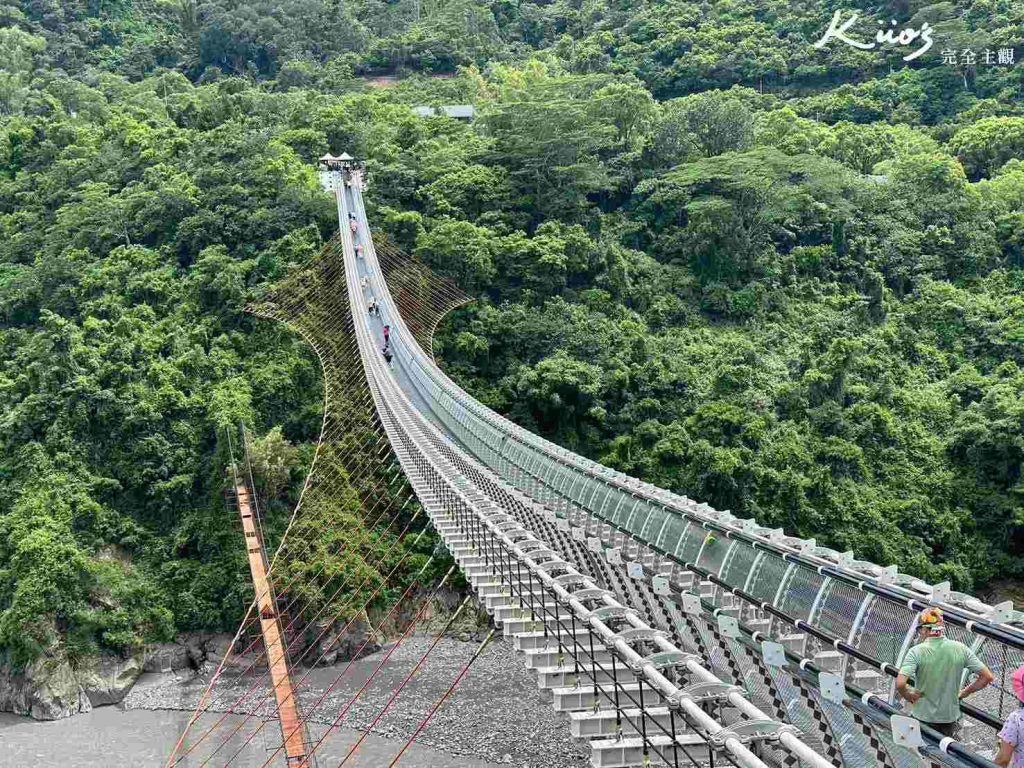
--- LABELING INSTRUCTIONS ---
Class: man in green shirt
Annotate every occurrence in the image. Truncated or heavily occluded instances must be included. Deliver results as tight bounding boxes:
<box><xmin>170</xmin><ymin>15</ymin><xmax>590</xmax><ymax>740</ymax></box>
<box><xmin>896</xmin><ymin>607</ymin><xmax>994</xmax><ymax>737</ymax></box>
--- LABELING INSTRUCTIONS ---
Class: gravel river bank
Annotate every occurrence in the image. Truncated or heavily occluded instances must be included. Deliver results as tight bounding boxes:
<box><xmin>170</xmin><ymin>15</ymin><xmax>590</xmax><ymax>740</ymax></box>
<box><xmin>0</xmin><ymin>635</ymin><xmax>590</xmax><ymax>768</ymax></box>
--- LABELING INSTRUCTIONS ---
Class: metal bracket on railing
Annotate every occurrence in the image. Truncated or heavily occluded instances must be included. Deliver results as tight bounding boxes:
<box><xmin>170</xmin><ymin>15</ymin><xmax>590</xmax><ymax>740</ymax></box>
<box><xmin>543</xmin><ymin>560</ymin><xmax>572</xmax><ymax>574</ymax></box>
<box><xmin>528</xmin><ymin>549</ymin><xmax>559</xmax><ymax>563</ymax></box>
<box><xmin>553</xmin><ymin>573</ymin><xmax>588</xmax><ymax>588</ymax></box>
<box><xmin>709</xmin><ymin>720</ymin><xmax>799</xmax><ymax>747</ymax></box>
<box><xmin>872</xmin><ymin>565</ymin><xmax>898</xmax><ymax>585</ymax></box>
<box><xmin>609</xmin><ymin>628</ymin><xmax>669</xmax><ymax>651</ymax></box>
<box><xmin>587</xmin><ymin>605</ymin><xmax>637</xmax><ymax>627</ymax></box>
<box><xmin>516</xmin><ymin>539</ymin><xmax>547</xmax><ymax>552</ymax></box>
<box><xmin>631</xmin><ymin>650</ymin><xmax>699</xmax><ymax>674</ymax></box>
<box><xmin>571</xmin><ymin>588</ymin><xmax>614</xmax><ymax>603</ymax></box>
<box><xmin>988</xmin><ymin>601</ymin><xmax>1015</xmax><ymax>624</ymax></box>
<box><xmin>669</xmin><ymin>681</ymin><xmax>741</xmax><ymax>708</ymax></box>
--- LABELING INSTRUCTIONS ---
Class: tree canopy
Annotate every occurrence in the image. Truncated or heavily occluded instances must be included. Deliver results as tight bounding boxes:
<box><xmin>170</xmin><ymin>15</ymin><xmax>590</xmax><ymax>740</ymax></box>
<box><xmin>2</xmin><ymin>0</ymin><xmax>1024</xmax><ymax>669</ymax></box>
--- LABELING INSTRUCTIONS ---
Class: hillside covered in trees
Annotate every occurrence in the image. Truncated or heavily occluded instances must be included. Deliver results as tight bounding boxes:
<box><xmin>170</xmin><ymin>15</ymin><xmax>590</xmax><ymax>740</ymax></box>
<box><xmin>1</xmin><ymin>0</ymin><xmax>1023</xmax><ymax>674</ymax></box>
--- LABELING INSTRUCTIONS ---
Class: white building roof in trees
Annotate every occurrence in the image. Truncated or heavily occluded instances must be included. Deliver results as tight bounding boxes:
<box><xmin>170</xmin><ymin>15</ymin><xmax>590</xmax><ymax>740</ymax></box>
<box><xmin>411</xmin><ymin>105</ymin><xmax>475</xmax><ymax>120</ymax></box>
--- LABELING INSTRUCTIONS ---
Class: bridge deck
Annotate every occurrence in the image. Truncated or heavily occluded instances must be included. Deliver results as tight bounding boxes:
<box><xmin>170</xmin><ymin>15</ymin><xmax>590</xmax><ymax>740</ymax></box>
<box><xmin>204</xmin><ymin>163</ymin><xmax>1023</xmax><ymax>768</ymax></box>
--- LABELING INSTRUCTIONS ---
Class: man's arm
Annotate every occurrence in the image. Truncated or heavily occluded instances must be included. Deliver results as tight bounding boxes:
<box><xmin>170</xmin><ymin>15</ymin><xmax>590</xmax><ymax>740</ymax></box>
<box><xmin>959</xmin><ymin>665</ymin><xmax>995</xmax><ymax>700</ymax></box>
<box><xmin>960</xmin><ymin>646</ymin><xmax>994</xmax><ymax>700</ymax></box>
<box><xmin>896</xmin><ymin>672</ymin><xmax>922</xmax><ymax>704</ymax></box>
<box><xmin>897</xmin><ymin>648</ymin><xmax>921</xmax><ymax>704</ymax></box>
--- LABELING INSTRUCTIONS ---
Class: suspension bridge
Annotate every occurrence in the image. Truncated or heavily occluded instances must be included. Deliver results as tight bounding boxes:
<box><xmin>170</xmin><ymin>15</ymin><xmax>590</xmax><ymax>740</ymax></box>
<box><xmin>166</xmin><ymin>154</ymin><xmax>1024</xmax><ymax>768</ymax></box>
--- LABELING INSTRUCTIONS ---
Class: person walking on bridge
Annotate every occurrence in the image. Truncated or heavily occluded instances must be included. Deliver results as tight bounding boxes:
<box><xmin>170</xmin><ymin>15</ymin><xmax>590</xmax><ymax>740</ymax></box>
<box><xmin>383</xmin><ymin>324</ymin><xmax>390</xmax><ymax>345</ymax></box>
<box><xmin>896</xmin><ymin>607</ymin><xmax>994</xmax><ymax>737</ymax></box>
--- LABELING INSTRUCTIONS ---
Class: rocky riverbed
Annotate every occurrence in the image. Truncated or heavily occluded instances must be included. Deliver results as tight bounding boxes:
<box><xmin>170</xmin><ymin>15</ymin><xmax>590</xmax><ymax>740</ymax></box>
<box><xmin>0</xmin><ymin>635</ymin><xmax>590</xmax><ymax>768</ymax></box>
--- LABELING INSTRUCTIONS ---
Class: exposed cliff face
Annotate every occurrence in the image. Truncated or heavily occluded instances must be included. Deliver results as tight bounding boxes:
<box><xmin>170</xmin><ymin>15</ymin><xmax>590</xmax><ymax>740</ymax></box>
<box><xmin>0</xmin><ymin>586</ymin><xmax>490</xmax><ymax>720</ymax></box>
<box><xmin>309</xmin><ymin>586</ymin><xmax>492</xmax><ymax>666</ymax></box>
<box><xmin>0</xmin><ymin>634</ymin><xmax>213</xmax><ymax>720</ymax></box>
<box><xmin>421</xmin><ymin>586</ymin><xmax>492</xmax><ymax>641</ymax></box>
<box><xmin>0</xmin><ymin>654</ymin><xmax>143</xmax><ymax>720</ymax></box>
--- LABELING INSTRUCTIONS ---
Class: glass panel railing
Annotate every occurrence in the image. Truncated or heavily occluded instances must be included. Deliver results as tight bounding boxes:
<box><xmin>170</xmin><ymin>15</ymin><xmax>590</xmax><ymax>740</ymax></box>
<box><xmin>655</xmin><ymin>515</ymin><xmax>687</xmax><ymax>553</ymax></box>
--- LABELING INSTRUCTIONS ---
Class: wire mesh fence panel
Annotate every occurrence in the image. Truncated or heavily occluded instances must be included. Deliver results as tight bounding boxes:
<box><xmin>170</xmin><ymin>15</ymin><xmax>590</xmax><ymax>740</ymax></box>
<box><xmin>583</xmin><ymin>476</ymin><xmax>606</xmax><ymax>511</ymax></box>
<box><xmin>584</xmin><ymin>480</ymin><xmax>612</xmax><ymax>519</ymax></box>
<box><xmin>971</xmin><ymin>638</ymin><xmax>1024</xmax><ymax>726</ymax></box>
<box><xmin>627</xmin><ymin>499</ymin><xmax>660</xmax><ymax>541</ymax></box>
<box><xmin>863</xmin><ymin>713</ymin><xmax>926</xmax><ymax>768</ymax></box>
<box><xmin>767</xmin><ymin>665</ymin><xmax>829</xmax><ymax>754</ymax></box>
<box><xmin>818</xmin><ymin>694</ymin><xmax>876</xmax><ymax>768</ymax></box>
<box><xmin>816</xmin><ymin>581</ymin><xmax>871</xmax><ymax>646</ymax></box>
<box><xmin>748</xmin><ymin>553</ymin><xmax>791</xmax><ymax>603</ymax></box>
<box><xmin>635</xmin><ymin>578</ymin><xmax>675</xmax><ymax>636</ymax></box>
<box><xmin>682</xmin><ymin>612</ymin><xmax>741</xmax><ymax>686</ymax></box>
<box><xmin>614</xmin><ymin>563</ymin><xmax>660</xmax><ymax>627</ymax></box>
<box><xmin>852</xmin><ymin>598</ymin><xmax>917</xmax><ymax>669</ymax></box>
<box><xmin>729</xmin><ymin>639</ymin><xmax>790</xmax><ymax>722</ymax></box>
<box><xmin>599</xmin><ymin>486</ymin><xmax>624</xmax><ymax>519</ymax></box>
<box><xmin>655</xmin><ymin>514</ymin><xmax>689</xmax><ymax>555</ymax></box>
<box><xmin>738</xmin><ymin>658</ymin><xmax>786</xmax><ymax>722</ymax></box>
<box><xmin>959</xmin><ymin>708</ymin><xmax>1004</xmax><ymax>754</ymax></box>
<box><xmin>720</xmin><ymin>542</ymin><xmax>759</xmax><ymax>590</ymax></box>
<box><xmin>778</xmin><ymin>565</ymin><xmax>827</xmax><ymax>624</ymax></box>
<box><xmin>661</xmin><ymin>596</ymin><xmax>704</xmax><ymax>656</ymax></box>
<box><xmin>696</xmin><ymin>532</ymin><xmax>732</xmax><ymax>575</ymax></box>
<box><xmin>756</xmin><ymin>741</ymin><xmax>795</xmax><ymax>768</ymax></box>
<box><xmin>673</xmin><ymin>522</ymin><xmax>707</xmax><ymax>563</ymax></box>
<box><xmin>639</xmin><ymin>506</ymin><xmax>671</xmax><ymax>544</ymax></box>
<box><xmin>606</xmin><ymin>494</ymin><xmax>634</xmax><ymax>528</ymax></box>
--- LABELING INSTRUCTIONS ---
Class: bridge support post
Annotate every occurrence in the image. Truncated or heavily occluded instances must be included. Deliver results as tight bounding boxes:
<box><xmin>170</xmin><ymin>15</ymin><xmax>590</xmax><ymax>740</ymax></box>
<box><xmin>232</xmin><ymin>467</ymin><xmax>310</xmax><ymax>768</ymax></box>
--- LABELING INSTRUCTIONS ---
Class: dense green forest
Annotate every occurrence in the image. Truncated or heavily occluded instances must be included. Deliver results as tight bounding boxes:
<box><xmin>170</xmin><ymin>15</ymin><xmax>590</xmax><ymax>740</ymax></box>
<box><xmin>1</xmin><ymin>0</ymin><xmax>1022</xmax><ymax>669</ymax></box>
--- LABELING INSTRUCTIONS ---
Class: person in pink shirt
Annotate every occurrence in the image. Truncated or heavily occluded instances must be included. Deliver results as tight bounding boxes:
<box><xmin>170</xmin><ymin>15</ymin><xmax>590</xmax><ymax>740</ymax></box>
<box><xmin>996</xmin><ymin>667</ymin><xmax>1024</xmax><ymax>768</ymax></box>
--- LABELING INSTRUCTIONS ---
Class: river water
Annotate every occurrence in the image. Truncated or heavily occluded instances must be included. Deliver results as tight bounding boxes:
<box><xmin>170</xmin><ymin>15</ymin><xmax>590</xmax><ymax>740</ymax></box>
<box><xmin>0</xmin><ymin>707</ymin><xmax>504</xmax><ymax>767</ymax></box>
<box><xmin>0</xmin><ymin>636</ymin><xmax>587</xmax><ymax>768</ymax></box>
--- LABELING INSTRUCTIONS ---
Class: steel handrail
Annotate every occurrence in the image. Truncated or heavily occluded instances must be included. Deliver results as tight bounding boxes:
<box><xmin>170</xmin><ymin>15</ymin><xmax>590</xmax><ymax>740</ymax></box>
<box><xmin>342</xmin><ymin>182</ymin><xmax>834</xmax><ymax>768</ymax></box>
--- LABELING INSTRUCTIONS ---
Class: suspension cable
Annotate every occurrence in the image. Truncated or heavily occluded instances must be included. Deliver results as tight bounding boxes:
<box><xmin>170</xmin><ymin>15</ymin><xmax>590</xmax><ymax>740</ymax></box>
<box><xmin>301</xmin><ymin>566</ymin><xmax>460</xmax><ymax>763</ymax></box>
<box><xmin>247</xmin><ymin>555</ymin><xmax>438</xmax><ymax>768</ymax></box>
<box><xmin>335</xmin><ymin>596</ymin><xmax>474</xmax><ymax>767</ymax></box>
<box><xmin>387</xmin><ymin>628</ymin><xmax>497</xmax><ymax>768</ymax></box>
